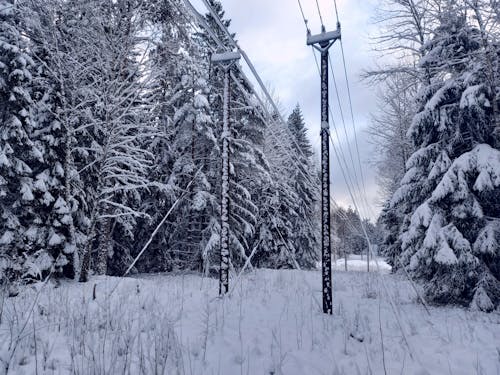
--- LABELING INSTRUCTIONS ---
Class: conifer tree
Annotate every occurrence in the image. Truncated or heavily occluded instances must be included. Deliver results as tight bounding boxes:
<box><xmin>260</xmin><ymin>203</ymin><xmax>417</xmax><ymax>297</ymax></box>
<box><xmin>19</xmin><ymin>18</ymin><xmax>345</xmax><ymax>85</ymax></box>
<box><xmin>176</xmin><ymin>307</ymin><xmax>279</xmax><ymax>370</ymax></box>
<box><xmin>391</xmin><ymin>7</ymin><xmax>500</xmax><ymax>311</ymax></box>
<box><xmin>127</xmin><ymin>0</ymin><xmax>220</xmax><ymax>274</ymax></box>
<box><xmin>0</xmin><ymin>0</ymin><xmax>40</xmax><ymax>282</ymax></box>
<box><xmin>0</xmin><ymin>0</ymin><xmax>79</xmax><ymax>283</ymax></box>
<box><xmin>199</xmin><ymin>0</ymin><xmax>269</xmax><ymax>270</ymax></box>
<box><xmin>287</xmin><ymin>105</ymin><xmax>319</xmax><ymax>267</ymax></box>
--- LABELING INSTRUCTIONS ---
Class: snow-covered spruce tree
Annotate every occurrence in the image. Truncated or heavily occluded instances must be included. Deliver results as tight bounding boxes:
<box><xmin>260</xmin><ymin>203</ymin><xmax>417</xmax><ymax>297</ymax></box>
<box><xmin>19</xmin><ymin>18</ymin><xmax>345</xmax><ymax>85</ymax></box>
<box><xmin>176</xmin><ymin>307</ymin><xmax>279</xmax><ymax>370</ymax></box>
<box><xmin>199</xmin><ymin>2</ymin><xmax>319</xmax><ymax>270</ymax></box>
<box><xmin>0</xmin><ymin>0</ymin><xmax>41</xmax><ymax>283</ymax></box>
<box><xmin>392</xmin><ymin>8</ymin><xmax>500</xmax><ymax>311</ymax></box>
<box><xmin>252</xmin><ymin>115</ymin><xmax>300</xmax><ymax>269</ymax></box>
<box><xmin>199</xmin><ymin>1</ymin><xmax>270</xmax><ymax>271</ymax></box>
<box><xmin>0</xmin><ymin>0</ymin><xmax>75</xmax><ymax>284</ymax></box>
<box><xmin>378</xmin><ymin>202</ymin><xmax>402</xmax><ymax>267</ymax></box>
<box><xmin>248</xmin><ymin>102</ymin><xmax>319</xmax><ymax>269</ymax></box>
<box><xmin>365</xmin><ymin>0</ymin><xmax>436</xmax><ymax>269</ymax></box>
<box><xmin>288</xmin><ymin>104</ymin><xmax>313</xmax><ymax>159</ymax></box>
<box><xmin>466</xmin><ymin>0</ymin><xmax>500</xmax><ymax>145</ymax></box>
<box><xmin>25</xmin><ymin>49</ymin><xmax>76</xmax><ymax>279</ymax></box>
<box><xmin>19</xmin><ymin>0</ymin><xmax>105</xmax><ymax>281</ymax></box>
<box><xmin>286</xmin><ymin>104</ymin><xmax>319</xmax><ymax>267</ymax></box>
<box><xmin>128</xmin><ymin>0</ymin><xmax>221</xmax><ymax>274</ymax></box>
<box><xmin>19</xmin><ymin>0</ymin><xmax>98</xmax><ymax>281</ymax></box>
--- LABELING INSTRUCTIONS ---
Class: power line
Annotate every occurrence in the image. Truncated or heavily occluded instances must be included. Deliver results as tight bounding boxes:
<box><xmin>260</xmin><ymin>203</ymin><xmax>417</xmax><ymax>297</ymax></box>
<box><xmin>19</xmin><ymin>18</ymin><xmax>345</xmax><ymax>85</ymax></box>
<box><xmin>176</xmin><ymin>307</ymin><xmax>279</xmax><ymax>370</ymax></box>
<box><xmin>199</xmin><ymin>1</ymin><xmax>280</xmax><ymax>118</ymax></box>
<box><xmin>327</xmin><ymin>133</ymin><xmax>419</xmax><ymax>359</ymax></box>
<box><xmin>182</xmin><ymin>0</ymin><xmax>226</xmax><ymax>51</ymax></box>
<box><xmin>195</xmin><ymin>1</ymin><xmax>325</xmax><ymax>268</ymax></box>
<box><xmin>330</xmin><ymin>57</ymin><xmax>376</xmax><ymax>222</ymax></box>
<box><xmin>176</xmin><ymin>0</ymin><xmax>325</xmax><ymax>251</ymax></box>
<box><xmin>308</xmin><ymin>0</ymin><xmax>377</xmax><ymax>271</ymax></box>
<box><xmin>315</xmin><ymin>0</ymin><xmax>325</xmax><ymax>28</ymax></box>
<box><xmin>180</xmin><ymin>1</ymin><xmax>423</xmax><ymax>360</ymax></box>
<box><xmin>302</xmin><ymin>0</ymin><xmax>362</xmax><ymax>208</ymax></box>
<box><xmin>302</xmin><ymin>3</ymin><xmax>376</xmax><ymax>259</ymax></box>
<box><xmin>184</xmin><ymin>0</ymin><xmax>371</xmax><ymax>283</ymax></box>
<box><xmin>299</xmin><ymin>0</ymin><xmax>426</xmax><ymax>363</ymax></box>
<box><xmin>332</xmin><ymin>0</ymin><xmax>340</xmax><ymax>24</ymax></box>
<box><xmin>299</xmin><ymin>0</ymin><xmax>370</xmax><ymax>222</ymax></box>
<box><xmin>298</xmin><ymin>4</ymin><xmax>362</xmax><ymax>213</ymax></box>
<box><xmin>338</xmin><ymin>38</ymin><xmax>376</xmax><ymax>219</ymax></box>
<box><xmin>328</xmin><ymin>54</ymin><xmax>365</xmax><ymax>209</ymax></box>
<box><xmin>181</xmin><ymin>0</ymin><xmax>313</xmax><ymax>185</ymax></box>
<box><xmin>174</xmin><ymin>0</ymin><xmax>322</xmax><ymax>263</ymax></box>
<box><xmin>304</xmin><ymin>0</ymin><xmax>374</xmax><ymax>222</ymax></box>
<box><xmin>308</xmin><ymin>0</ymin><xmax>380</xmax><ymax>276</ymax></box>
<box><xmin>196</xmin><ymin>0</ymin><xmax>315</xmax><ymax>167</ymax></box>
<box><xmin>296</xmin><ymin>0</ymin><xmax>310</xmax><ymax>32</ymax></box>
<box><xmin>311</xmin><ymin>42</ymin><xmax>368</xmax><ymax>224</ymax></box>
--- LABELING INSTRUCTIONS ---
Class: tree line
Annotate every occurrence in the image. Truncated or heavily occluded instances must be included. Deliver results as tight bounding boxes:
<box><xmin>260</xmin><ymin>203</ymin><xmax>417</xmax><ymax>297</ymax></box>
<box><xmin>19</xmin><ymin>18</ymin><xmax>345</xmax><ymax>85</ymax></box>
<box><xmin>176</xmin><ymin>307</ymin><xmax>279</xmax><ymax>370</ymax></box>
<box><xmin>0</xmin><ymin>0</ymin><xmax>320</xmax><ymax>287</ymax></box>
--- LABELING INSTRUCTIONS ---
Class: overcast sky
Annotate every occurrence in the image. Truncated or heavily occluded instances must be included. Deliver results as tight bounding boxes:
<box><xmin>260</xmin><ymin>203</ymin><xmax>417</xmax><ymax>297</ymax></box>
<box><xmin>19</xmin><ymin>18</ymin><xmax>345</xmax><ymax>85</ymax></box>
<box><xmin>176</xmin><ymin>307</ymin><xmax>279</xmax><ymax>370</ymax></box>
<box><xmin>192</xmin><ymin>0</ymin><xmax>384</xmax><ymax>221</ymax></box>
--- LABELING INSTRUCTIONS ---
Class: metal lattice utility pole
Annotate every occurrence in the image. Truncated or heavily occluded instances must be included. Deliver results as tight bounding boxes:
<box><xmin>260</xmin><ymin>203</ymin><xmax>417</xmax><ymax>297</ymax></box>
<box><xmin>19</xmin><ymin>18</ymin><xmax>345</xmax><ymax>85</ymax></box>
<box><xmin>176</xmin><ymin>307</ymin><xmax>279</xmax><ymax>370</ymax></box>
<box><xmin>211</xmin><ymin>51</ymin><xmax>241</xmax><ymax>295</ymax></box>
<box><xmin>307</xmin><ymin>25</ymin><xmax>341</xmax><ymax>315</ymax></box>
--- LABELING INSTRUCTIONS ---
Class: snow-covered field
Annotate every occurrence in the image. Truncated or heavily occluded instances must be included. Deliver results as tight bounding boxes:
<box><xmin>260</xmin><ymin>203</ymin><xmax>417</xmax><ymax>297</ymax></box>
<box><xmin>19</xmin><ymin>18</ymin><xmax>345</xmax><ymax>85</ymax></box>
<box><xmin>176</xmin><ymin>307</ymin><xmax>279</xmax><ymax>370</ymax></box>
<box><xmin>332</xmin><ymin>255</ymin><xmax>392</xmax><ymax>274</ymax></box>
<box><xmin>1</xmin><ymin>268</ymin><xmax>499</xmax><ymax>375</ymax></box>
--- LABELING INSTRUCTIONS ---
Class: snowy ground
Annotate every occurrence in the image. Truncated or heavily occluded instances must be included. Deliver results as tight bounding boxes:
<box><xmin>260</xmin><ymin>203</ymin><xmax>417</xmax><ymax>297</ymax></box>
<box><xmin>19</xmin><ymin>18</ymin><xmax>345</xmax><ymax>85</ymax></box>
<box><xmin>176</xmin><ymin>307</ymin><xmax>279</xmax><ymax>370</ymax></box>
<box><xmin>332</xmin><ymin>255</ymin><xmax>392</xmax><ymax>274</ymax></box>
<box><xmin>1</xmin><ymin>268</ymin><xmax>499</xmax><ymax>375</ymax></box>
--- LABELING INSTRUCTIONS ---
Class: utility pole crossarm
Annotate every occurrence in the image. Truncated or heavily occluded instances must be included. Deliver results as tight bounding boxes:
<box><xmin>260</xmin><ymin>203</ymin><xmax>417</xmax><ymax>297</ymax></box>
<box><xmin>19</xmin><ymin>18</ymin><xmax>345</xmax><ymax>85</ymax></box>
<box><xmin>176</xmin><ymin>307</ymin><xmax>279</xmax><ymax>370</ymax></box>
<box><xmin>306</xmin><ymin>28</ymin><xmax>341</xmax><ymax>46</ymax></box>
<box><xmin>211</xmin><ymin>51</ymin><xmax>241</xmax><ymax>63</ymax></box>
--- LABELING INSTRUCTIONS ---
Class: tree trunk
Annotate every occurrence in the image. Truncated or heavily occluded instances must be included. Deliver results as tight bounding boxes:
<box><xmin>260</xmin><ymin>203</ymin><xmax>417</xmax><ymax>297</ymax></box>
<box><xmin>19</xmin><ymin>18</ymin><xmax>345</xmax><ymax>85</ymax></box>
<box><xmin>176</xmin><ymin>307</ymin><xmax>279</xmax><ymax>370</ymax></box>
<box><xmin>79</xmin><ymin>219</ymin><xmax>97</xmax><ymax>282</ymax></box>
<box><xmin>96</xmin><ymin>215</ymin><xmax>112</xmax><ymax>275</ymax></box>
<box><xmin>344</xmin><ymin>248</ymin><xmax>348</xmax><ymax>272</ymax></box>
<box><xmin>64</xmin><ymin>129</ymin><xmax>78</xmax><ymax>280</ymax></box>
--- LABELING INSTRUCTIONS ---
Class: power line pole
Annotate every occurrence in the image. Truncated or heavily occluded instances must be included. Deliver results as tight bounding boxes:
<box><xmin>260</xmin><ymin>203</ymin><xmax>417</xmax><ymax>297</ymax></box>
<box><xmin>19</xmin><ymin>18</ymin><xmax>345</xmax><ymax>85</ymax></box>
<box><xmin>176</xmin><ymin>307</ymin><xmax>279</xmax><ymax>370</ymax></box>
<box><xmin>307</xmin><ymin>25</ymin><xmax>341</xmax><ymax>315</ymax></box>
<box><xmin>211</xmin><ymin>51</ymin><xmax>241</xmax><ymax>295</ymax></box>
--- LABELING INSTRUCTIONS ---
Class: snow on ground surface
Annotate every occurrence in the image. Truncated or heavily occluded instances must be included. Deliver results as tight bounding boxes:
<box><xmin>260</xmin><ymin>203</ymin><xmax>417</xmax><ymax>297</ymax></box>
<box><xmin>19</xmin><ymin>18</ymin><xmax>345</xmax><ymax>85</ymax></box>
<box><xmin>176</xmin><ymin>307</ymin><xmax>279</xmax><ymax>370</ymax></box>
<box><xmin>1</xmin><ymin>268</ymin><xmax>499</xmax><ymax>375</ymax></box>
<box><xmin>332</xmin><ymin>255</ymin><xmax>392</xmax><ymax>274</ymax></box>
